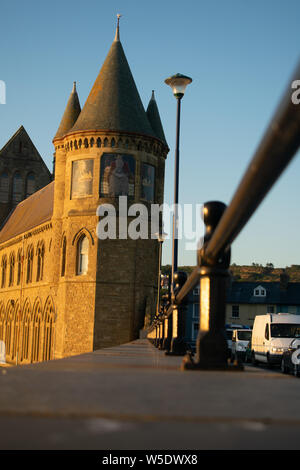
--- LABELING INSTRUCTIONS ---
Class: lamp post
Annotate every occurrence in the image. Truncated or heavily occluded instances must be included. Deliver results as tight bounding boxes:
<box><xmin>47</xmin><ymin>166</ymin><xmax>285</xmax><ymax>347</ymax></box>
<box><xmin>164</xmin><ymin>74</ymin><xmax>192</xmax><ymax>293</ymax></box>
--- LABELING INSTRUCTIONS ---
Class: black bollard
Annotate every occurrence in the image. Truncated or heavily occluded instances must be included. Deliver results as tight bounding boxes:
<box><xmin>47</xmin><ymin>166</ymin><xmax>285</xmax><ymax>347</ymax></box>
<box><xmin>182</xmin><ymin>201</ymin><xmax>243</xmax><ymax>370</ymax></box>
<box><xmin>166</xmin><ymin>271</ymin><xmax>188</xmax><ymax>356</ymax></box>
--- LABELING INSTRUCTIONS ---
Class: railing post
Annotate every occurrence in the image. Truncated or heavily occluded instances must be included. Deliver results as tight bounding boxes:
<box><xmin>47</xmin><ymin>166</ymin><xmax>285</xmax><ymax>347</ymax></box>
<box><xmin>166</xmin><ymin>271</ymin><xmax>188</xmax><ymax>356</ymax></box>
<box><xmin>183</xmin><ymin>201</ymin><xmax>242</xmax><ymax>370</ymax></box>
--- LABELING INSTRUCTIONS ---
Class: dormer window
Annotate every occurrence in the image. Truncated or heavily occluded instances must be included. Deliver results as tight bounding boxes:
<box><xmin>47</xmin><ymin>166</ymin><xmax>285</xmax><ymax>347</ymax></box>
<box><xmin>254</xmin><ymin>285</ymin><xmax>266</xmax><ymax>297</ymax></box>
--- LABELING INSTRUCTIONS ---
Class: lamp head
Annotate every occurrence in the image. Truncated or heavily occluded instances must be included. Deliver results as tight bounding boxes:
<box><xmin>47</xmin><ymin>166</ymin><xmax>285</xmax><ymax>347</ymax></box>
<box><xmin>164</xmin><ymin>73</ymin><xmax>192</xmax><ymax>99</ymax></box>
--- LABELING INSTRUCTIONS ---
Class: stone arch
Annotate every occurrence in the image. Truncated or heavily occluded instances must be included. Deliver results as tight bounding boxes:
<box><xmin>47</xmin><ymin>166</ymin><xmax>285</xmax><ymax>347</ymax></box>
<box><xmin>43</xmin><ymin>296</ymin><xmax>56</xmax><ymax>361</ymax></box>
<box><xmin>0</xmin><ymin>302</ymin><xmax>5</xmax><ymax>341</ymax></box>
<box><xmin>5</xmin><ymin>300</ymin><xmax>15</xmax><ymax>358</ymax></box>
<box><xmin>31</xmin><ymin>298</ymin><xmax>42</xmax><ymax>363</ymax></box>
<box><xmin>21</xmin><ymin>298</ymin><xmax>32</xmax><ymax>362</ymax></box>
<box><xmin>72</xmin><ymin>227</ymin><xmax>94</xmax><ymax>246</ymax></box>
<box><xmin>12</xmin><ymin>300</ymin><xmax>21</xmax><ymax>362</ymax></box>
<box><xmin>1</xmin><ymin>254</ymin><xmax>7</xmax><ymax>288</ymax></box>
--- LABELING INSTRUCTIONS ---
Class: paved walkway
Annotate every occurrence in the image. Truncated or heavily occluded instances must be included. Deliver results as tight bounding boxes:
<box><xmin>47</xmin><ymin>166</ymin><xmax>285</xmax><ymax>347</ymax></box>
<box><xmin>1</xmin><ymin>339</ymin><xmax>300</xmax><ymax>449</ymax></box>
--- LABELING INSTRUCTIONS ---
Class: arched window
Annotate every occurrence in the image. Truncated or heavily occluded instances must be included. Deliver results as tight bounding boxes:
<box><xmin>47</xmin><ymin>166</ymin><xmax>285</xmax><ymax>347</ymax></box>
<box><xmin>16</xmin><ymin>250</ymin><xmax>22</xmax><ymax>285</ymax></box>
<box><xmin>61</xmin><ymin>237</ymin><xmax>67</xmax><ymax>277</ymax></box>
<box><xmin>0</xmin><ymin>172</ymin><xmax>9</xmax><ymax>203</ymax></box>
<box><xmin>90</xmin><ymin>138</ymin><xmax>94</xmax><ymax>148</ymax></box>
<box><xmin>77</xmin><ymin>235</ymin><xmax>89</xmax><ymax>275</ymax></box>
<box><xmin>5</xmin><ymin>304</ymin><xmax>14</xmax><ymax>358</ymax></box>
<box><xmin>1</xmin><ymin>256</ymin><xmax>7</xmax><ymax>288</ymax></box>
<box><xmin>43</xmin><ymin>298</ymin><xmax>55</xmax><ymax>361</ymax></box>
<box><xmin>26</xmin><ymin>246</ymin><xmax>34</xmax><ymax>284</ymax></box>
<box><xmin>31</xmin><ymin>303</ymin><xmax>42</xmax><ymax>362</ymax></box>
<box><xmin>103</xmin><ymin>138</ymin><xmax>108</xmax><ymax>147</ymax></box>
<box><xmin>36</xmin><ymin>242</ymin><xmax>45</xmax><ymax>282</ymax></box>
<box><xmin>111</xmin><ymin>138</ymin><xmax>115</xmax><ymax>148</ymax></box>
<box><xmin>21</xmin><ymin>303</ymin><xmax>31</xmax><ymax>362</ymax></box>
<box><xmin>97</xmin><ymin>138</ymin><xmax>101</xmax><ymax>148</ymax></box>
<box><xmin>25</xmin><ymin>172</ymin><xmax>35</xmax><ymax>198</ymax></box>
<box><xmin>8</xmin><ymin>253</ymin><xmax>15</xmax><ymax>287</ymax></box>
<box><xmin>12</xmin><ymin>305</ymin><xmax>21</xmax><ymax>362</ymax></box>
<box><xmin>84</xmin><ymin>138</ymin><xmax>88</xmax><ymax>148</ymax></box>
<box><xmin>0</xmin><ymin>303</ymin><xmax>5</xmax><ymax>341</ymax></box>
<box><xmin>12</xmin><ymin>172</ymin><xmax>23</xmax><ymax>204</ymax></box>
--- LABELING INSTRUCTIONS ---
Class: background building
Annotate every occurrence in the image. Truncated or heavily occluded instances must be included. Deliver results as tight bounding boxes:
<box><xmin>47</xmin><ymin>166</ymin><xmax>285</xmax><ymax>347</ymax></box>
<box><xmin>0</xmin><ymin>126</ymin><xmax>52</xmax><ymax>227</ymax></box>
<box><xmin>0</xmin><ymin>25</ymin><xmax>168</xmax><ymax>364</ymax></box>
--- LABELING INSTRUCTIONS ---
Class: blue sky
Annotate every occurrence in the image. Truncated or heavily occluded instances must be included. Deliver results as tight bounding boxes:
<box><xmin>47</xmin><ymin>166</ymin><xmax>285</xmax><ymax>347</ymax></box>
<box><xmin>0</xmin><ymin>0</ymin><xmax>299</xmax><ymax>268</ymax></box>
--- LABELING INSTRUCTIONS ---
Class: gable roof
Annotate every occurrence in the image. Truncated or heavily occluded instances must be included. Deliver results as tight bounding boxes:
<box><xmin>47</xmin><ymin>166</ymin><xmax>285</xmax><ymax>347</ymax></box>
<box><xmin>0</xmin><ymin>125</ymin><xmax>51</xmax><ymax>177</ymax></box>
<box><xmin>0</xmin><ymin>182</ymin><xmax>54</xmax><ymax>244</ymax></box>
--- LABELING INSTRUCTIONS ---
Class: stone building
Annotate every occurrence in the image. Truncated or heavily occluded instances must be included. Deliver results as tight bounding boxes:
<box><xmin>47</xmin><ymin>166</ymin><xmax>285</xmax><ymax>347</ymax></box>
<box><xmin>0</xmin><ymin>24</ymin><xmax>169</xmax><ymax>364</ymax></box>
<box><xmin>0</xmin><ymin>126</ymin><xmax>52</xmax><ymax>227</ymax></box>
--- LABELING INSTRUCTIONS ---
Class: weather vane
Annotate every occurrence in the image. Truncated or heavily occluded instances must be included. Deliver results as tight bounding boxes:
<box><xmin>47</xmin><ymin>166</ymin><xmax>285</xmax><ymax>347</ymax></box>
<box><xmin>117</xmin><ymin>13</ymin><xmax>122</xmax><ymax>28</ymax></box>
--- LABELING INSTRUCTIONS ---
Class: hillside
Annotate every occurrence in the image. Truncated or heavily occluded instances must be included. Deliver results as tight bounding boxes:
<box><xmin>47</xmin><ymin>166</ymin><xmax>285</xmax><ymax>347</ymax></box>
<box><xmin>161</xmin><ymin>264</ymin><xmax>300</xmax><ymax>282</ymax></box>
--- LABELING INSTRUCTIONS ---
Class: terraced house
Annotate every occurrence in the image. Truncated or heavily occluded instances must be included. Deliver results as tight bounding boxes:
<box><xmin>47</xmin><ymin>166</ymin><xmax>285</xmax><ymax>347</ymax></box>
<box><xmin>0</xmin><ymin>24</ymin><xmax>168</xmax><ymax>364</ymax></box>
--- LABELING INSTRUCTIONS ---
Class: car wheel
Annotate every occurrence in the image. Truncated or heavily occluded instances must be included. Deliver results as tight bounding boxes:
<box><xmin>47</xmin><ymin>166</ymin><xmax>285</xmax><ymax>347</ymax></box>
<box><xmin>281</xmin><ymin>358</ymin><xmax>288</xmax><ymax>374</ymax></box>
<box><xmin>293</xmin><ymin>364</ymin><xmax>300</xmax><ymax>378</ymax></box>
<box><xmin>267</xmin><ymin>353</ymin><xmax>273</xmax><ymax>369</ymax></box>
<box><xmin>251</xmin><ymin>351</ymin><xmax>258</xmax><ymax>366</ymax></box>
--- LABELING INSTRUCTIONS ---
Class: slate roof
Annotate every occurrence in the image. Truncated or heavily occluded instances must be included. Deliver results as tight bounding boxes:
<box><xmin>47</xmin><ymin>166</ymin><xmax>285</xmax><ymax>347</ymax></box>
<box><xmin>146</xmin><ymin>91</ymin><xmax>167</xmax><ymax>145</ymax></box>
<box><xmin>227</xmin><ymin>281</ymin><xmax>300</xmax><ymax>306</ymax></box>
<box><xmin>0</xmin><ymin>182</ymin><xmax>54</xmax><ymax>244</ymax></box>
<box><xmin>54</xmin><ymin>83</ymin><xmax>81</xmax><ymax>140</ymax></box>
<box><xmin>68</xmin><ymin>31</ymin><xmax>159</xmax><ymax>141</ymax></box>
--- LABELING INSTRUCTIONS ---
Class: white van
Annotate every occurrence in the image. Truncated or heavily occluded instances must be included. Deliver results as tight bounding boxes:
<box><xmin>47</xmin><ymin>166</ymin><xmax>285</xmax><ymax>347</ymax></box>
<box><xmin>251</xmin><ymin>313</ymin><xmax>300</xmax><ymax>366</ymax></box>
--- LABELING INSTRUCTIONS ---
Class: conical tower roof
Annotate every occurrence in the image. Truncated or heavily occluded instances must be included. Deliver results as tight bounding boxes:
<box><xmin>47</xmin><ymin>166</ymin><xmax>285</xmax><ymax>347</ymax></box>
<box><xmin>146</xmin><ymin>90</ymin><xmax>167</xmax><ymax>145</ymax></box>
<box><xmin>54</xmin><ymin>82</ymin><xmax>81</xmax><ymax>140</ymax></box>
<box><xmin>69</xmin><ymin>27</ymin><xmax>156</xmax><ymax>139</ymax></box>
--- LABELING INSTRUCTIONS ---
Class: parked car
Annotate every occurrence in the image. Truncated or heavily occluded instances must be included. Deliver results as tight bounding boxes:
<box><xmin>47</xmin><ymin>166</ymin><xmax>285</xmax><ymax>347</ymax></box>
<box><xmin>231</xmin><ymin>329</ymin><xmax>252</xmax><ymax>362</ymax></box>
<box><xmin>281</xmin><ymin>338</ymin><xmax>300</xmax><ymax>377</ymax></box>
<box><xmin>251</xmin><ymin>313</ymin><xmax>300</xmax><ymax>367</ymax></box>
<box><xmin>225</xmin><ymin>323</ymin><xmax>250</xmax><ymax>358</ymax></box>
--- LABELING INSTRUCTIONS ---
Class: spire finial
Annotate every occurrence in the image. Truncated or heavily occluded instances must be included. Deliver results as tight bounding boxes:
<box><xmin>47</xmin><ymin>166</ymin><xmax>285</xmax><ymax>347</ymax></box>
<box><xmin>72</xmin><ymin>81</ymin><xmax>76</xmax><ymax>93</ymax></box>
<box><xmin>115</xmin><ymin>14</ymin><xmax>122</xmax><ymax>41</ymax></box>
<box><xmin>151</xmin><ymin>90</ymin><xmax>155</xmax><ymax>100</ymax></box>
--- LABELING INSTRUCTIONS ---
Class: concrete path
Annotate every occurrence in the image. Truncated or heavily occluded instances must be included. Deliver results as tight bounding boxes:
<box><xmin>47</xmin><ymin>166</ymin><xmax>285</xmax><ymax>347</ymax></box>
<box><xmin>0</xmin><ymin>339</ymin><xmax>300</xmax><ymax>450</ymax></box>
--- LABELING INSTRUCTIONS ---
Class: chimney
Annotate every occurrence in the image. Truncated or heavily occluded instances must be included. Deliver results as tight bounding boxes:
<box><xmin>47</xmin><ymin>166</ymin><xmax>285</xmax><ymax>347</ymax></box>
<box><xmin>280</xmin><ymin>271</ymin><xmax>290</xmax><ymax>290</ymax></box>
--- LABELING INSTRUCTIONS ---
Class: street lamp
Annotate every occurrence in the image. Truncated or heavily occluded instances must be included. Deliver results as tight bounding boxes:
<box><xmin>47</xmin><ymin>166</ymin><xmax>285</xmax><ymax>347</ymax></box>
<box><xmin>164</xmin><ymin>73</ymin><xmax>192</xmax><ymax>292</ymax></box>
<box><xmin>154</xmin><ymin>231</ymin><xmax>168</xmax><ymax>319</ymax></box>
